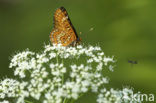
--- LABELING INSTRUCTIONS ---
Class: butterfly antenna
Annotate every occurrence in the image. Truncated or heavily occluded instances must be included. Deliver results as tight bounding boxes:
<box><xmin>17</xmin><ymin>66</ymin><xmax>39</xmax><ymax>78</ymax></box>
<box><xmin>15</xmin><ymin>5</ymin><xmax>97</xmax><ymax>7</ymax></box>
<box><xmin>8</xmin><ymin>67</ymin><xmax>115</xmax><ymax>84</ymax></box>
<box><xmin>79</xmin><ymin>27</ymin><xmax>94</xmax><ymax>35</ymax></box>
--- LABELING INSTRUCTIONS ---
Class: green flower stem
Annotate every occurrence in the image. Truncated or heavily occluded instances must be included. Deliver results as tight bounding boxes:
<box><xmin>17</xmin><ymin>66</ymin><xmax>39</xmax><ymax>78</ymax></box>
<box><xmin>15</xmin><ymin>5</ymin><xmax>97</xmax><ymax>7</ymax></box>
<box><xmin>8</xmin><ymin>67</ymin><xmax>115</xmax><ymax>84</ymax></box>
<box><xmin>25</xmin><ymin>100</ymin><xmax>33</xmax><ymax>103</ymax></box>
<box><xmin>56</xmin><ymin>53</ymin><xmax>59</xmax><ymax>64</ymax></box>
<box><xmin>70</xmin><ymin>99</ymin><xmax>75</xmax><ymax>103</ymax></box>
<box><xmin>62</xmin><ymin>74</ymin><xmax>64</xmax><ymax>84</ymax></box>
<box><xmin>63</xmin><ymin>98</ymin><xmax>67</xmax><ymax>103</ymax></box>
<box><xmin>62</xmin><ymin>59</ymin><xmax>64</xmax><ymax>84</ymax></box>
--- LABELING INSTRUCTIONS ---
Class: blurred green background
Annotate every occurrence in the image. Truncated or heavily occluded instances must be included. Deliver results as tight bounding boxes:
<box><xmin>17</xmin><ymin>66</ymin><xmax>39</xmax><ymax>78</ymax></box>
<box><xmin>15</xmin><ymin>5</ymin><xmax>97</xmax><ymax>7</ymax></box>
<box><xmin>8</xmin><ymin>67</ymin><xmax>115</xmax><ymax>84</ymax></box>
<box><xmin>0</xmin><ymin>0</ymin><xmax>156</xmax><ymax>102</ymax></box>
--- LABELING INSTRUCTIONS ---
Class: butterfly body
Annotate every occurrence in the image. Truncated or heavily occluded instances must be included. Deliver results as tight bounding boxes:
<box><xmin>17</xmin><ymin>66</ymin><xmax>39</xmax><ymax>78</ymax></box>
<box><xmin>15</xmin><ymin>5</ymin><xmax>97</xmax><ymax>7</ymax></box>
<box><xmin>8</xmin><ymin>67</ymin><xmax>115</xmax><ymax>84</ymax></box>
<box><xmin>50</xmin><ymin>7</ymin><xmax>81</xmax><ymax>46</ymax></box>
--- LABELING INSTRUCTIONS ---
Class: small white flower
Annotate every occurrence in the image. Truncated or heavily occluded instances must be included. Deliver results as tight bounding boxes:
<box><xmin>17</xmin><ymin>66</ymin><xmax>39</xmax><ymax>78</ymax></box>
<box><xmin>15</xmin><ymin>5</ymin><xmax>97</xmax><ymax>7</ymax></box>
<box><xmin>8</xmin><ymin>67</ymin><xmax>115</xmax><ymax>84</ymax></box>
<box><xmin>71</xmin><ymin>65</ymin><xmax>77</xmax><ymax>70</ymax></box>
<box><xmin>87</xmin><ymin>58</ymin><xmax>93</xmax><ymax>63</ymax></box>
<box><xmin>0</xmin><ymin>100</ymin><xmax>9</xmax><ymax>103</ymax></box>
<box><xmin>103</xmin><ymin>56</ymin><xmax>114</xmax><ymax>65</ymax></box>
<box><xmin>49</xmin><ymin>52</ymin><xmax>56</xmax><ymax>58</ymax></box>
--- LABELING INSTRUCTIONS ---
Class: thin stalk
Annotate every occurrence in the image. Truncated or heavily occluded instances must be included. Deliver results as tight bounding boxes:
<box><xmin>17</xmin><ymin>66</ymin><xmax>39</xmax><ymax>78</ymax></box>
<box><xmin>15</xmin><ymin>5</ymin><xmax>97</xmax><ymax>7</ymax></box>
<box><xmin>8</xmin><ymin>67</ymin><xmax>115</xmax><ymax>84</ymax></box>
<box><xmin>62</xmin><ymin>59</ymin><xmax>64</xmax><ymax>84</ymax></box>
<box><xmin>56</xmin><ymin>53</ymin><xmax>59</xmax><ymax>64</ymax></box>
<box><xmin>63</xmin><ymin>98</ymin><xmax>67</xmax><ymax>103</ymax></box>
<box><xmin>24</xmin><ymin>100</ymin><xmax>33</xmax><ymax>103</ymax></box>
<box><xmin>70</xmin><ymin>99</ymin><xmax>75</xmax><ymax>103</ymax></box>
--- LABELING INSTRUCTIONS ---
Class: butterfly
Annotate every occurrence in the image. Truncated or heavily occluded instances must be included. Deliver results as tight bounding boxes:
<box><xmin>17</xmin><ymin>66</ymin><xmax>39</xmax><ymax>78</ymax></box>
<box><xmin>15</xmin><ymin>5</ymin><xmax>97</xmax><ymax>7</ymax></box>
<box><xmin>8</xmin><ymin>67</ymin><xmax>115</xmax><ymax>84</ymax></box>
<box><xmin>50</xmin><ymin>7</ymin><xmax>81</xmax><ymax>47</ymax></box>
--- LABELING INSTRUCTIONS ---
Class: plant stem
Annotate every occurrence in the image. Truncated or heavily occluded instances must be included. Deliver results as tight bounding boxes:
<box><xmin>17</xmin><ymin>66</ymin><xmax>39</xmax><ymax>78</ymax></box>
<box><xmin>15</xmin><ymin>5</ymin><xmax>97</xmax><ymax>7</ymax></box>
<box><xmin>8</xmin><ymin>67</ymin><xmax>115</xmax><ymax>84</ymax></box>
<box><xmin>62</xmin><ymin>60</ymin><xmax>64</xmax><ymax>84</ymax></box>
<box><xmin>25</xmin><ymin>100</ymin><xmax>33</xmax><ymax>103</ymax></box>
<box><xmin>62</xmin><ymin>74</ymin><xmax>64</xmax><ymax>84</ymax></box>
<box><xmin>70</xmin><ymin>99</ymin><xmax>75</xmax><ymax>103</ymax></box>
<box><xmin>56</xmin><ymin>53</ymin><xmax>59</xmax><ymax>64</ymax></box>
<box><xmin>63</xmin><ymin>98</ymin><xmax>67</xmax><ymax>103</ymax></box>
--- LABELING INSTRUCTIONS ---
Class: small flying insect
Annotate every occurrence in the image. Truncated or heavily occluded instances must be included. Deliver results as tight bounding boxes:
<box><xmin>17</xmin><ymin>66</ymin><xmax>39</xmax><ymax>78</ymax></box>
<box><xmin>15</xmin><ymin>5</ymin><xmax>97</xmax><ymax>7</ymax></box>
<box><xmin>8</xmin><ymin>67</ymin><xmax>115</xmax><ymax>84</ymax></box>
<box><xmin>128</xmin><ymin>60</ymin><xmax>138</xmax><ymax>64</ymax></box>
<box><xmin>128</xmin><ymin>60</ymin><xmax>138</xmax><ymax>67</ymax></box>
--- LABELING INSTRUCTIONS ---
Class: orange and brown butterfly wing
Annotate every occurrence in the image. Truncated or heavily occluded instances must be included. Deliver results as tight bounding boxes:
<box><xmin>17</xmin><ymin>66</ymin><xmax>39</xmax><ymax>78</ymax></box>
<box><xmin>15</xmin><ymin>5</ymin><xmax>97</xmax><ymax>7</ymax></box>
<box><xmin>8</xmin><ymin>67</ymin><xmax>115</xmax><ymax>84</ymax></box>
<box><xmin>50</xmin><ymin>7</ymin><xmax>81</xmax><ymax>46</ymax></box>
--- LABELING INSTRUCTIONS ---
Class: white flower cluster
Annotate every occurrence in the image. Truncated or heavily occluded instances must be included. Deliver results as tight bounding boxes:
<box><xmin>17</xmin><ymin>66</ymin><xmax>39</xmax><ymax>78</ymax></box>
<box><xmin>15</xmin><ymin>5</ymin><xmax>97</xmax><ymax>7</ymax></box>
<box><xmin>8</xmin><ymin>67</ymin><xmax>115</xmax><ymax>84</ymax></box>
<box><xmin>0</xmin><ymin>79</ymin><xmax>19</xmax><ymax>99</ymax></box>
<box><xmin>97</xmin><ymin>88</ymin><xmax>141</xmax><ymax>103</ymax></box>
<box><xmin>0</xmin><ymin>44</ymin><xmax>140</xmax><ymax>103</ymax></box>
<box><xmin>0</xmin><ymin>79</ymin><xmax>28</xmax><ymax>103</ymax></box>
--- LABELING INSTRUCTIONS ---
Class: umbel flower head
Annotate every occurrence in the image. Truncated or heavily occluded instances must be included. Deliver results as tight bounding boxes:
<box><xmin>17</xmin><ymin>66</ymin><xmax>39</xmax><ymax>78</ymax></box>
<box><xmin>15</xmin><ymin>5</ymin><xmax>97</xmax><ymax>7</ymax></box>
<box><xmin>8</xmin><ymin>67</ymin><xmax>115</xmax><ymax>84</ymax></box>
<box><xmin>0</xmin><ymin>44</ymin><xmax>140</xmax><ymax>103</ymax></box>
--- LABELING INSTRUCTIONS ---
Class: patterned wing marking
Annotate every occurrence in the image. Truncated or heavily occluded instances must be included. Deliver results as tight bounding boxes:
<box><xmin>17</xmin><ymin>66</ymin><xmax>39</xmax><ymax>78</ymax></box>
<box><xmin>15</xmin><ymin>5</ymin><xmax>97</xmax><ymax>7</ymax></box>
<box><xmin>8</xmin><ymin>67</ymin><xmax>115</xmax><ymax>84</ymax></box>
<box><xmin>50</xmin><ymin>7</ymin><xmax>81</xmax><ymax>46</ymax></box>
